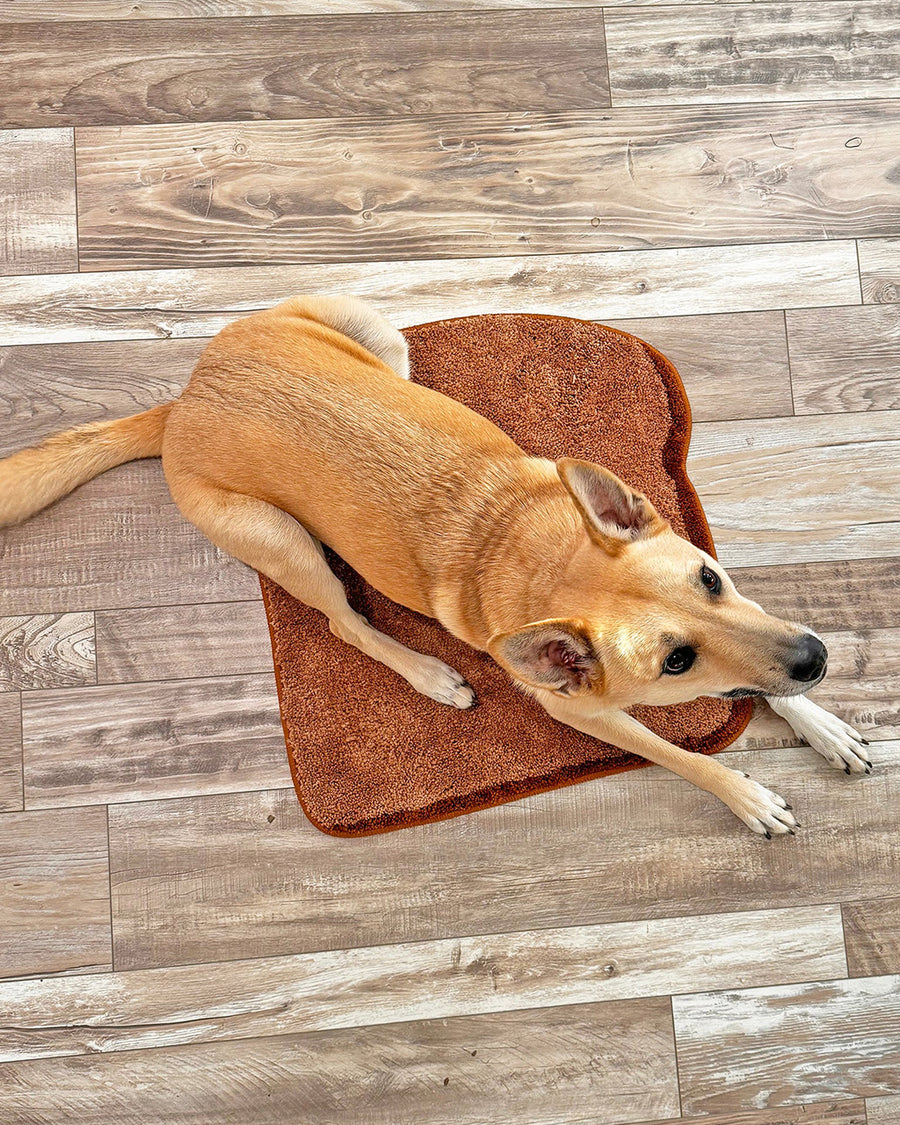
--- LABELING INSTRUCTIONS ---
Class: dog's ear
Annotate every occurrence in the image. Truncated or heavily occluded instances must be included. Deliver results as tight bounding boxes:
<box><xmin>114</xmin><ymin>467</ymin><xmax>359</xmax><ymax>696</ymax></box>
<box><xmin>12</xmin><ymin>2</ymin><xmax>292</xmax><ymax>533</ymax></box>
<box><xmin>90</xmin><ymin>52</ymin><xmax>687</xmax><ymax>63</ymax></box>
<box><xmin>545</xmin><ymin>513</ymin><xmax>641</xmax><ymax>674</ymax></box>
<box><xmin>488</xmin><ymin>618</ymin><xmax>600</xmax><ymax>695</ymax></box>
<box><xmin>557</xmin><ymin>457</ymin><xmax>667</xmax><ymax>550</ymax></box>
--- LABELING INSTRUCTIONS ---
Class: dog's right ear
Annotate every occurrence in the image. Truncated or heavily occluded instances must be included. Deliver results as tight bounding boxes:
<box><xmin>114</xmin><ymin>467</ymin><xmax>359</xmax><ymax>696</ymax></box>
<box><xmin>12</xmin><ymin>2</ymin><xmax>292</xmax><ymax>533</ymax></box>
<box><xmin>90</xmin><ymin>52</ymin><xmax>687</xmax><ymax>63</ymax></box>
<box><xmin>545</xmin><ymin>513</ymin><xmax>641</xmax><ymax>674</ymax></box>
<box><xmin>557</xmin><ymin>457</ymin><xmax>667</xmax><ymax>551</ymax></box>
<box><xmin>488</xmin><ymin>618</ymin><xmax>600</xmax><ymax>695</ymax></box>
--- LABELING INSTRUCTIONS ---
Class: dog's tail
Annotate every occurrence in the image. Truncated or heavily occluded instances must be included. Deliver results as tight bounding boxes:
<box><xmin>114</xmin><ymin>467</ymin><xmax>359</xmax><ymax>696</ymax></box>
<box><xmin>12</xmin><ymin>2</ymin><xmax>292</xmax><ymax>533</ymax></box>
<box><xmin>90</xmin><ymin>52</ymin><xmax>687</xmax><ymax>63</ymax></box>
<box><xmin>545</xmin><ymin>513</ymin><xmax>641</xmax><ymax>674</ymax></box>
<box><xmin>0</xmin><ymin>402</ymin><xmax>173</xmax><ymax>528</ymax></box>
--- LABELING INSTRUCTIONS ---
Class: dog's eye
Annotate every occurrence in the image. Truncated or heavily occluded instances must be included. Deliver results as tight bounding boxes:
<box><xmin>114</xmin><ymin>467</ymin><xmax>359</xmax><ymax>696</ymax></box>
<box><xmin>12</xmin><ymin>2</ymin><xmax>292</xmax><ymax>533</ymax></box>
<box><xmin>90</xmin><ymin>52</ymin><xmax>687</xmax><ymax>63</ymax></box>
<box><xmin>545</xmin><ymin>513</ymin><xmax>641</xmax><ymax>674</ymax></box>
<box><xmin>700</xmin><ymin>565</ymin><xmax>722</xmax><ymax>594</ymax></box>
<box><xmin>663</xmin><ymin>646</ymin><xmax>696</xmax><ymax>675</ymax></box>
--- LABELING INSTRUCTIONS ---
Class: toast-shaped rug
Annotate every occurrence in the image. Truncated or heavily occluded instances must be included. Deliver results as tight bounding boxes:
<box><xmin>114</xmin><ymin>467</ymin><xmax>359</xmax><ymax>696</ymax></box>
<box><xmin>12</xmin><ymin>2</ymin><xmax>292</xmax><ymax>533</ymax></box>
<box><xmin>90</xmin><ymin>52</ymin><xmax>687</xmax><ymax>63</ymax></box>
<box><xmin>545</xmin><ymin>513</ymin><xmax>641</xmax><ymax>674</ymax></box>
<box><xmin>260</xmin><ymin>313</ymin><xmax>752</xmax><ymax>836</ymax></box>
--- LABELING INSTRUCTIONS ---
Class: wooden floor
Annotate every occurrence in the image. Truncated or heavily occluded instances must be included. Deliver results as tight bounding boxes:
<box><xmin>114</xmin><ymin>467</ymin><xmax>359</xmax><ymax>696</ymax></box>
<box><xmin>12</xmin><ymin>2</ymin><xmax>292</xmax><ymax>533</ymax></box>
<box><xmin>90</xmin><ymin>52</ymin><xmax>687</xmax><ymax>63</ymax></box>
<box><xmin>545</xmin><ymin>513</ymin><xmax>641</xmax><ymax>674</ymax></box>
<box><xmin>1</xmin><ymin>3</ymin><xmax>899</xmax><ymax>1122</ymax></box>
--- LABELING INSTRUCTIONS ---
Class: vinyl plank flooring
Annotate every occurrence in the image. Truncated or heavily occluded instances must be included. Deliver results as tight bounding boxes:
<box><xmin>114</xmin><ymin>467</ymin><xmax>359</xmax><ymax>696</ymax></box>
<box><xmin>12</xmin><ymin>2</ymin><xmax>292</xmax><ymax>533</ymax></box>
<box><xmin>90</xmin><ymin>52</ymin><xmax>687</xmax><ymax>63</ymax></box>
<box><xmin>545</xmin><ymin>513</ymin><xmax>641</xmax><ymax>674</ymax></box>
<box><xmin>0</xmin><ymin>694</ymin><xmax>23</xmax><ymax>811</ymax></box>
<box><xmin>0</xmin><ymin>241</ymin><xmax>862</xmax><ymax>347</ymax></box>
<box><xmin>843</xmin><ymin>897</ymin><xmax>900</xmax><ymax>977</ymax></box>
<box><xmin>0</xmin><ymin>614</ymin><xmax>95</xmax><ymax>692</ymax></box>
<box><xmin>867</xmin><ymin>1095</ymin><xmax>900</xmax><ymax>1125</ymax></box>
<box><xmin>787</xmin><ymin>304</ymin><xmax>900</xmax><ymax>414</ymax></box>
<box><xmin>673</xmin><ymin>975</ymin><xmax>900</xmax><ymax>1113</ymax></box>
<box><xmin>0</xmin><ymin>806</ymin><xmax>110</xmax><ymax>980</ymax></box>
<box><xmin>0</xmin><ymin>10</ymin><xmax>609</xmax><ymax>129</ymax></box>
<box><xmin>605</xmin><ymin>2</ymin><xmax>900</xmax><ymax>106</ymax></box>
<box><xmin>109</xmin><ymin>742</ymin><xmax>900</xmax><ymax>970</ymax></box>
<box><xmin>0</xmin><ymin>998</ymin><xmax>678</xmax><ymax>1125</ymax></box>
<box><xmin>859</xmin><ymin>237</ymin><xmax>900</xmax><ymax>304</ymax></box>
<box><xmin>23</xmin><ymin>672</ymin><xmax>287</xmax><ymax>809</ymax></box>
<box><xmin>75</xmin><ymin>101</ymin><xmax>900</xmax><ymax>270</ymax></box>
<box><xmin>687</xmin><ymin>410</ymin><xmax>900</xmax><ymax>566</ymax></box>
<box><xmin>0</xmin><ymin>129</ymin><xmax>77</xmax><ymax>277</ymax></box>
<box><xmin>629</xmin><ymin>1104</ymin><xmax>866</xmax><ymax>1125</ymax></box>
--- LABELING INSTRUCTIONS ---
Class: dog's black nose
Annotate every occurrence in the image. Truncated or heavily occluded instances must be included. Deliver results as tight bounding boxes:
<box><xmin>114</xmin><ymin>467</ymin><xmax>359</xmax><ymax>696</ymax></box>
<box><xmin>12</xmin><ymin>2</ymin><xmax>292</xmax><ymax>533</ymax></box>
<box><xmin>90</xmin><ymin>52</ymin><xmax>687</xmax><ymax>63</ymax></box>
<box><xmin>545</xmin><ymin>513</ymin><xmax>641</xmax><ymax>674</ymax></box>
<box><xmin>788</xmin><ymin>633</ymin><xmax>828</xmax><ymax>683</ymax></box>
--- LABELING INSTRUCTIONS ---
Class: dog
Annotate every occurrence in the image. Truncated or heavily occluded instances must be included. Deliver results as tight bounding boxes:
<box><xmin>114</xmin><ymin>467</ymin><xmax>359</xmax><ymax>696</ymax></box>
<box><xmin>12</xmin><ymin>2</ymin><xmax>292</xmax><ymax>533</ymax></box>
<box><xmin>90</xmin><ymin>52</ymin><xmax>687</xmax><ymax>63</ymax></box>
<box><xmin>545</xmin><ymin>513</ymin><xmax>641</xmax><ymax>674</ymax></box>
<box><xmin>0</xmin><ymin>295</ymin><xmax>871</xmax><ymax>835</ymax></box>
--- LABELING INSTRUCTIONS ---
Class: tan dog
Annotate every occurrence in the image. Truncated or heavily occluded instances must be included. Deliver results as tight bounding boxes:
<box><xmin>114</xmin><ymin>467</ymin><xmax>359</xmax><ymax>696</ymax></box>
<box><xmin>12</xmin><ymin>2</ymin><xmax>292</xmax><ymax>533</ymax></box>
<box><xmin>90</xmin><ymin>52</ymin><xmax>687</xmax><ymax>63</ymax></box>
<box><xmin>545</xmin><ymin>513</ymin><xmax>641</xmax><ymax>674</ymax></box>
<box><xmin>0</xmin><ymin>295</ymin><xmax>871</xmax><ymax>835</ymax></box>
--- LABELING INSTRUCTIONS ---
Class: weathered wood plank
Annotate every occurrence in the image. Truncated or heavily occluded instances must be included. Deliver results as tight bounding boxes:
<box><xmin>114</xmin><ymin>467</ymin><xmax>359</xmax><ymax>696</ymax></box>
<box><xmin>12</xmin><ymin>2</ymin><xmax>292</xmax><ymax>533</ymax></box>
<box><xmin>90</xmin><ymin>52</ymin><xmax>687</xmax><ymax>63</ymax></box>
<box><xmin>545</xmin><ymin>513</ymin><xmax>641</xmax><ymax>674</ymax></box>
<box><xmin>109</xmin><ymin>742</ymin><xmax>900</xmax><ymax>970</ymax></box>
<box><xmin>0</xmin><ymin>10</ymin><xmax>609</xmax><ymax>129</ymax></box>
<box><xmin>866</xmin><ymin>1095</ymin><xmax>900</xmax><ymax>1125</ymax></box>
<box><xmin>629</xmin><ymin>1104</ymin><xmax>866</xmax><ymax>1125</ymax></box>
<box><xmin>0</xmin><ymin>694</ymin><xmax>22</xmax><ymax>811</ymax></box>
<box><xmin>843</xmin><ymin>897</ymin><xmax>900</xmax><ymax>977</ymax></box>
<box><xmin>0</xmin><ymin>129</ymin><xmax>77</xmax><ymax>277</ymax></box>
<box><xmin>787</xmin><ymin>304</ymin><xmax>900</xmax><ymax>414</ymax></box>
<box><xmin>859</xmin><ymin>237</ymin><xmax>900</xmax><ymax>304</ymax></box>
<box><xmin>673</xmin><ymin>975</ymin><xmax>900</xmax><ymax>1113</ymax></box>
<box><xmin>605</xmin><ymin>3</ymin><xmax>900</xmax><ymax>106</ymax></box>
<box><xmin>23</xmin><ymin>672</ymin><xmax>287</xmax><ymax>809</ymax></box>
<box><xmin>0</xmin><ymin>241</ymin><xmax>862</xmax><ymax>347</ymax></box>
<box><xmin>0</xmin><ymin>904</ymin><xmax>845</xmax><ymax>1063</ymax></box>
<box><xmin>75</xmin><ymin>102</ymin><xmax>900</xmax><ymax>270</ymax></box>
<box><xmin>687</xmin><ymin>409</ymin><xmax>900</xmax><ymax>566</ymax></box>
<box><xmin>0</xmin><ymin>997</ymin><xmax>678</xmax><ymax>1125</ymax></box>
<box><xmin>0</xmin><ymin>806</ymin><xmax>110</xmax><ymax>980</ymax></box>
<box><xmin>0</xmin><ymin>614</ymin><xmax>95</xmax><ymax>692</ymax></box>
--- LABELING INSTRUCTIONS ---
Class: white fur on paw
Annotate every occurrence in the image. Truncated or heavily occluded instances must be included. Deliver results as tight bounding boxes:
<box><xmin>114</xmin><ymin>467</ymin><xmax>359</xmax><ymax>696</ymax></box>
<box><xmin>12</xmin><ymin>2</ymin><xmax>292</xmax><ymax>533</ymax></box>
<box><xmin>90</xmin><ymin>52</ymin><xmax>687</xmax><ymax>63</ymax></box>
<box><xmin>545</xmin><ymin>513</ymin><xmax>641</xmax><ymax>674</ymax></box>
<box><xmin>407</xmin><ymin>656</ymin><xmax>476</xmax><ymax>709</ymax></box>
<box><xmin>786</xmin><ymin>701</ymin><xmax>871</xmax><ymax>774</ymax></box>
<box><xmin>723</xmin><ymin>771</ymin><xmax>798</xmax><ymax>838</ymax></box>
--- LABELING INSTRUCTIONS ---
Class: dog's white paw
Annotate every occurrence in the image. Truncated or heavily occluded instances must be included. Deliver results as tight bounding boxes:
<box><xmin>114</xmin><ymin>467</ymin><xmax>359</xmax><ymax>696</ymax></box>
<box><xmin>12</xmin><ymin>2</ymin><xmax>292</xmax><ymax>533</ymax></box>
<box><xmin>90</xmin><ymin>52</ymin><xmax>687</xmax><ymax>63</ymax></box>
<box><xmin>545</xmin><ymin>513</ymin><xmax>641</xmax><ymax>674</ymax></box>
<box><xmin>721</xmin><ymin>770</ymin><xmax>798</xmax><ymax>838</ymax></box>
<box><xmin>407</xmin><ymin>656</ymin><xmax>476</xmax><ymax>709</ymax></box>
<box><xmin>768</xmin><ymin>696</ymin><xmax>872</xmax><ymax>775</ymax></box>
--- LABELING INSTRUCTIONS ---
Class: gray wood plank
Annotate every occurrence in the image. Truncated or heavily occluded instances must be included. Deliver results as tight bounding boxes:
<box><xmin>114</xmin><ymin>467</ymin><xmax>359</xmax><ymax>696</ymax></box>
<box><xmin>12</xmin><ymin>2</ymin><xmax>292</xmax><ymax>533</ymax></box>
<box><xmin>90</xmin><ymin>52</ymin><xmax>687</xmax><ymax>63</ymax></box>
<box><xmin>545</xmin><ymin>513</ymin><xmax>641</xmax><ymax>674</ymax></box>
<box><xmin>867</xmin><ymin>1095</ymin><xmax>900</xmax><ymax>1125</ymax></box>
<box><xmin>0</xmin><ymin>806</ymin><xmax>110</xmax><ymax>980</ymax></box>
<box><xmin>0</xmin><ymin>129</ymin><xmax>77</xmax><ymax>277</ymax></box>
<box><xmin>0</xmin><ymin>614</ymin><xmax>95</xmax><ymax>692</ymax></box>
<box><xmin>0</xmin><ymin>997</ymin><xmax>678</xmax><ymax>1125</ymax></box>
<box><xmin>787</xmin><ymin>304</ymin><xmax>900</xmax><ymax>414</ymax></box>
<box><xmin>605</xmin><ymin>3</ymin><xmax>900</xmax><ymax>106</ymax></box>
<box><xmin>0</xmin><ymin>10</ymin><xmax>609</xmax><ymax>129</ymax></box>
<box><xmin>109</xmin><ymin>741</ymin><xmax>900</xmax><ymax>971</ymax></box>
<box><xmin>75</xmin><ymin>101</ymin><xmax>900</xmax><ymax>270</ymax></box>
<box><xmin>630</xmin><ymin>1104</ymin><xmax>866</xmax><ymax>1125</ymax></box>
<box><xmin>0</xmin><ymin>694</ymin><xmax>22</xmax><ymax>811</ymax></box>
<box><xmin>0</xmin><ymin>241</ymin><xmax>862</xmax><ymax>347</ymax></box>
<box><xmin>673</xmin><ymin>975</ymin><xmax>900</xmax><ymax>1113</ymax></box>
<box><xmin>843</xmin><ymin>897</ymin><xmax>900</xmax><ymax>978</ymax></box>
<box><xmin>859</xmin><ymin>237</ymin><xmax>900</xmax><ymax>304</ymax></box>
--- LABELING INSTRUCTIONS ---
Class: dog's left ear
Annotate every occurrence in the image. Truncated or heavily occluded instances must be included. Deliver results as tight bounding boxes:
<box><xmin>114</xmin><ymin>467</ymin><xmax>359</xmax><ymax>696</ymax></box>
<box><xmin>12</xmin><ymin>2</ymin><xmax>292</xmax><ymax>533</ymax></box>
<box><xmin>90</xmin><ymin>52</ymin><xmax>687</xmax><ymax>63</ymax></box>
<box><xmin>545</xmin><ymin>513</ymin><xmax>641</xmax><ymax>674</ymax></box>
<box><xmin>557</xmin><ymin>458</ymin><xmax>667</xmax><ymax>550</ymax></box>
<box><xmin>488</xmin><ymin>618</ymin><xmax>600</xmax><ymax>695</ymax></box>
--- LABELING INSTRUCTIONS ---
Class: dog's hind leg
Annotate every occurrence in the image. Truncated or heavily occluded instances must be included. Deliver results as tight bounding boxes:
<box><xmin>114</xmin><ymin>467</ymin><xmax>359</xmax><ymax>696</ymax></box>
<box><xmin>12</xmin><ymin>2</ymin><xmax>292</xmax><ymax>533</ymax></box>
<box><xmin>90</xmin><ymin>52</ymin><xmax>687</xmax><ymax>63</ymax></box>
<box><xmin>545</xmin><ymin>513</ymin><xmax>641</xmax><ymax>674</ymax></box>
<box><xmin>282</xmin><ymin>295</ymin><xmax>411</xmax><ymax>379</ymax></box>
<box><xmin>169</xmin><ymin>476</ymin><xmax>475</xmax><ymax>709</ymax></box>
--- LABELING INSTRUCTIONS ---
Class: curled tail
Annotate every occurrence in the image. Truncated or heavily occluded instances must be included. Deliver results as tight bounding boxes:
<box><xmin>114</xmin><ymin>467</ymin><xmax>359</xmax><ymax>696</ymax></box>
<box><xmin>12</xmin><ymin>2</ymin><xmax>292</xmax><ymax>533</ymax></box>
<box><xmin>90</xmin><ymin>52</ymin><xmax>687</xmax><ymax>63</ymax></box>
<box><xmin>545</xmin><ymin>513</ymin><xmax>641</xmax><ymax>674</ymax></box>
<box><xmin>0</xmin><ymin>402</ymin><xmax>173</xmax><ymax>528</ymax></box>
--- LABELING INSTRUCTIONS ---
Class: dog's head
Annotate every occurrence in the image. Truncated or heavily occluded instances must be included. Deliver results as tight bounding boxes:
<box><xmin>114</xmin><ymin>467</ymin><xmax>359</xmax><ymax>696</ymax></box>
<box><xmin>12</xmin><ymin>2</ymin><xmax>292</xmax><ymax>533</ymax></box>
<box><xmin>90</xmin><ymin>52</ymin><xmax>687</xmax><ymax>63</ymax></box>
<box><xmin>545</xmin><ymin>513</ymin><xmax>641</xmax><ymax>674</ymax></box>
<box><xmin>487</xmin><ymin>458</ymin><xmax>826</xmax><ymax>706</ymax></box>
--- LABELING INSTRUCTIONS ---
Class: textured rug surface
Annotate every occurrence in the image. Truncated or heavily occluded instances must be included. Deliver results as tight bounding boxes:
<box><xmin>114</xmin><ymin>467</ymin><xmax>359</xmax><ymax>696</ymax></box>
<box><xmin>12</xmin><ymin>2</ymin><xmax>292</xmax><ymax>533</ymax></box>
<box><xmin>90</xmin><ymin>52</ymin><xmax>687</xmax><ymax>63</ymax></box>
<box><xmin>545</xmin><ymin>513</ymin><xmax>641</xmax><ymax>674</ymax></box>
<box><xmin>259</xmin><ymin>313</ymin><xmax>752</xmax><ymax>836</ymax></box>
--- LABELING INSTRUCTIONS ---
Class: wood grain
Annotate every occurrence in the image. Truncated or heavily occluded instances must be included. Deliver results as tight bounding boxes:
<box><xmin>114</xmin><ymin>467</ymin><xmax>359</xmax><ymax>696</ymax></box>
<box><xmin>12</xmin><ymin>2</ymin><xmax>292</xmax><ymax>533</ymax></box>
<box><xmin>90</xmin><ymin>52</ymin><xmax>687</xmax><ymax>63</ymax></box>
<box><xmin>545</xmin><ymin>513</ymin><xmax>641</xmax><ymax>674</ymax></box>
<box><xmin>0</xmin><ymin>10</ymin><xmax>609</xmax><ymax>129</ymax></box>
<box><xmin>687</xmin><ymin>409</ymin><xmax>900</xmax><ymax>566</ymax></box>
<box><xmin>0</xmin><ymin>240</ymin><xmax>862</xmax><ymax>347</ymax></box>
<box><xmin>0</xmin><ymin>694</ymin><xmax>22</xmax><ymax>812</ymax></box>
<box><xmin>866</xmin><ymin>1095</ymin><xmax>900</xmax><ymax>1125</ymax></box>
<box><xmin>787</xmin><ymin>304</ymin><xmax>900</xmax><ymax>414</ymax></box>
<box><xmin>0</xmin><ymin>614</ymin><xmax>95</xmax><ymax>692</ymax></box>
<box><xmin>673</xmin><ymin>975</ymin><xmax>900</xmax><ymax>1113</ymax></box>
<box><xmin>843</xmin><ymin>897</ymin><xmax>900</xmax><ymax>977</ymax></box>
<box><xmin>0</xmin><ymin>129</ymin><xmax>77</xmax><ymax>277</ymax></box>
<box><xmin>0</xmin><ymin>806</ymin><xmax>110</xmax><ymax>980</ymax></box>
<box><xmin>631</xmin><ymin>1106</ymin><xmax>866</xmax><ymax>1125</ymax></box>
<box><xmin>108</xmin><ymin>742</ymin><xmax>900</xmax><ymax>971</ymax></box>
<box><xmin>0</xmin><ymin>998</ymin><xmax>678</xmax><ymax>1125</ymax></box>
<box><xmin>605</xmin><ymin>3</ymin><xmax>900</xmax><ymax>106</ymax></box>
<box><xmin>23</xmin><ymin>672</ymin><xmax>287</xmax><ymax>809</ymax></box>
<box><xmin>75</xmin><ymin>101</ymin><xmax>900</xmax><ymax>270</ymax></box>
<box><xmin>859</xmin><ymin>237</ymin><xmax>900</xmax><ymax>304</ymax></box>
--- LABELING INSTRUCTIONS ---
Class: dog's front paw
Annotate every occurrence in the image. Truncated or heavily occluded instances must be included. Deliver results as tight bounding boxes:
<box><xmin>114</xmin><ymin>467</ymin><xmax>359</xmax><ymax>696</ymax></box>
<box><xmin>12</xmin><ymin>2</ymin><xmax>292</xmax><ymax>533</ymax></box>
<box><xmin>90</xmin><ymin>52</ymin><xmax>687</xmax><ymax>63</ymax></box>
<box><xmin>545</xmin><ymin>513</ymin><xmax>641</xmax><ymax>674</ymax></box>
<box><xmin>803</xmin><ymin>710</ymin><xmax>872</xmax><ymax>775</ymax></box>
<box><xmin>406</xmin><ymin>656</ymin><xmax>477</xmax><ymax>710</ymax></box>
<box><xmin>721</xmin><ymin>770</ymin><xmax>798</xmax><ymax>838</ymax></box>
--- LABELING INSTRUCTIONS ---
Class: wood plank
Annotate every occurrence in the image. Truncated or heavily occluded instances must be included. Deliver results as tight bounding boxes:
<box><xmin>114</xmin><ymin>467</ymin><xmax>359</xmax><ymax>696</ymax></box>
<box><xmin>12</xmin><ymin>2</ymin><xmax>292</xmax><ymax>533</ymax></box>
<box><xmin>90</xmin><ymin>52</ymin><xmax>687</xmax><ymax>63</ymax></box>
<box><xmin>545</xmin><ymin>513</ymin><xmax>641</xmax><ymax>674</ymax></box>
<box><xmin>23</xmin><ymin>673</ymin><xmax>287</xmax><ymax>809</ymax></box>
<box><xmin>787</xmin><ymin>304</ymin><xmax>900</xmax><ymax>414</ymax></box>
<box><xmin>605</xmin><ymin>3</ymin><xmax>900</xmax><ymax>106</ymax></box>
<box><xmin>687</xmin><ymin>409</ymin><xmax>900</xmax><ymax>566</ymax></box>
<box><xmin>0</xmin><ymin>10</ymin><xmax>609</xmax><ymax>130</ymax></box>
<box><xmin>0</xmin><ymin>241</ymin><xmax>862</xmax><ymax>347</ymax></box>
<box><xmin>673</xmin><ymin>975</ymin><xmax>900</xmax><ymax>1113</ymax></box>
<box><xmin>75</xmin><ymin>101</ymin><xmax>900</xmax><ymax>270</ymax></box>
<box><xmin>0</xmin><ymin>129</ymin><xmax>77</xmax><ymax>277</ymax></box>
<box><xmin>843</xmin><ymin>897</ymin><xmax>900</xmax><ymax>978</ymax></box>
<box><xmin>0</xmin><ymin>998</ymin><xmax>677</xmax><ymax>1125</ymax></box>
<box><xmin>0</xmin><ymin>694</ymin><xmax>22</xmax><ymax>811</ymax></box>
<box><xmin>859</xmin><ymin>237</ymin><xmax>900</xmax><ymax>304</ymax></box>
<box><xmin>0</xmin><ymin>614</ymin><xmax>95</xmax><ymax>692</ymax></box>
<box><xmin>0</xmin><ymin>806</ymin><xmax>110</xmax><ymax>980</ymax></box>
<box><xmin>867</xmin><ymin>1095</ymin><xmax>900</xmax><ymax>1125</ymax></box>
<box><xmin>630</xmin><ymin>1104</ymin><xmax>866</xmax><ymax>1125</ymax></box>
<box><xmin>0</xmin><ymin>461</ymin><xmax>259</xmax><ymax>615</ymax></box>
<box><xmin>109</xmin><ymin>741</ymin><xmax>900</xmax><ymax>971</ymax></box>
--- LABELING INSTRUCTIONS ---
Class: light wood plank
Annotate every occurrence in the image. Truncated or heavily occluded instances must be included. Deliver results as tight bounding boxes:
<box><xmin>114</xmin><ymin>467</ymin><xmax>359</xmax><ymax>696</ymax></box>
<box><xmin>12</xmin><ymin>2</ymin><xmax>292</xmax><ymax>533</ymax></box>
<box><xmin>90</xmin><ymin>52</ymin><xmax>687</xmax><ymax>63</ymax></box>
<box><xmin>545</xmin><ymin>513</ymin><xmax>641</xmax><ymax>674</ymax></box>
<box><xmin>0</xmin><ymin>10</ymin><xmax>609</xmax><ymax>129</ymax></box>
<box><xmin>859</xmin><ymin>237</ymin><xmax>900</xmax><ymax>304</ymax></box>
<box><xmin>0</xmin><ymin>241</ymin><xmax>862</xmax><ymax>347</ymax></box>
<box><xmin>673</xmin><ymin>975</ymin><xmax>900</xmax><ymax>1113</ymax></box>
<box><xmin>0</xmin><ymin>694</ymin><xmax>22</xmax><ymax>811</ymax></box>
<box><xmin>23</xmin><ymin>673</ymin><xmax>287</xmax><ymax>809</ymax></box>
<box><xmin>109</xmin><ymin>742</ymin><xmax>900</xmax><ymax>970</ymax></box>
<box><xmin>631</xmin><ymin>1105</ymin><xmax>866</xmax><ymax>1125</ymax></box>
<box><xmin>787</xmin><ymin>304</ymin><xmax>900</xmax><ymax>414</ymax></box>
<box><xmin>0</xmin><ymin>129</ymin><xmax>77</xmax><ymax>277</ymax></box>
<box><xmin>605</xmin><ymin>3</ymin><xmax>900</xmax><ymax>106</ymax></box>
<box><xmin>0</xmin><ymin>997</ymin><xmax>677</xmax><ymax>1125</ymax></box>
<box><xmin>75</xmin><ymin>101</ymin><xmax>900</xmax><ymax>270</ymax></box>
<box><xmin>867</xmin><ymin>1094</ymin><xmax>900</xmax><ymax>1125</ymax></box>
<box><xmin>0</xmin><ymin>614</ymin><xmax>95</xmax><ymax>692</ymax></box>
<box><xmin>687</xmin><ymin>410</ymin><xmax>900</xmax><ymax>566</ymax></box>
<box><xmin>843</xmin><ymin>897</ymin><xmax>900</xmax><ymax>978</ymax></box>
<box><xmin>0</xmin><ymin>806</ymin><xmax>110</xmax><ymax>980</ymax></box>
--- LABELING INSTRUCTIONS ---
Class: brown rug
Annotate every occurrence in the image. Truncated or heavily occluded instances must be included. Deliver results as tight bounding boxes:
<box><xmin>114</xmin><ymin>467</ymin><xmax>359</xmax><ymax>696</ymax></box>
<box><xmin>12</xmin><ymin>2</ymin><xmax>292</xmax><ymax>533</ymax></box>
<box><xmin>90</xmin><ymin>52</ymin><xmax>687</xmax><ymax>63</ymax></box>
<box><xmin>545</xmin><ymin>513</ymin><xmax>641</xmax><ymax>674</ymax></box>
<box><xmin>259</xmin><ymin>313</ymin><xmax>752</xmax><ymax>836</ymax></box>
